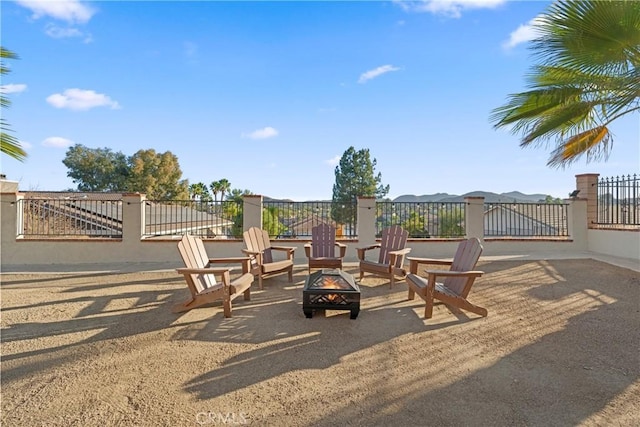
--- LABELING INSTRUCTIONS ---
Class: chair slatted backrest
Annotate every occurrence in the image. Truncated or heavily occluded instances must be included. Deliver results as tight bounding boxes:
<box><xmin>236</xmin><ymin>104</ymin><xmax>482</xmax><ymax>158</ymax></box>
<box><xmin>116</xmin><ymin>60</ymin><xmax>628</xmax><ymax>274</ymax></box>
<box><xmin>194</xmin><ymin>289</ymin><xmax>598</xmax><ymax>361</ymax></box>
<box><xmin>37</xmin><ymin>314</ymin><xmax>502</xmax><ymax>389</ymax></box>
<box><xmin>243</xmin><ymin>227</ymin><xmax>273</xmax><ymax>264</ymax></box>
<box><xmin>178</xmin><ymin>234</ymin><xmax>218</xmax><ymax>292</ymax></box>
<box><xmin>444</xmin><ymin>238</ymin><xmax>483</xmax><ymax>296</ymax></box>
<box><xmin>379</xmin><ymin>225</ymin><xmax>409</xmax><ymax>267</ymax></box>
<box><xmin>311</xmin><ymin>223</ymin><xmax>336</xmax><ymax>258</ymax></box>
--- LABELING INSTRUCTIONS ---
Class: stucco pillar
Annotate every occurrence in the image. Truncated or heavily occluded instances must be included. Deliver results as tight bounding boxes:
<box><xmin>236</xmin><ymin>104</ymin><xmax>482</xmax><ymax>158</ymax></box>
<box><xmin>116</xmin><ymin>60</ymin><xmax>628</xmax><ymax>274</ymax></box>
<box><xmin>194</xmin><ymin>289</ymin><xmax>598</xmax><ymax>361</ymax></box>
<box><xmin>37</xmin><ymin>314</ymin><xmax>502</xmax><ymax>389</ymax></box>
<box><xmin>464</xmin><ymin>196</ymin><xmax>485</xmax><ymax>241</ymax></box>
<box><xmin>243</xmin><ymin>195</ymin><xmax>263</xmax><ymax>231</ymax></box>
<box><xmin>567</xmin><ymin>197</ymin><xmax>588</xmax><ymax>251</ymax></box>
<box><xmin>357</xmin><ymin>197</ymin><xmax>376</xmax><ymax>246</ymax></box>
<box><xmin>122</xmin><ymin>193</ymin><xmax>145</xmax><ymax>244</ymax></box>
<box><xmin>576</xmin><ymin>173</ymin><xmax>599</xmax><ymax>228</ymax></box>
<box><xmin>1</xmin><ymin>181</ymin><xmax>21</xmax><ymax>266</ymax></box>
<box><xmin>1</xmin><ymin>180</ymin><xmax>20</xmax><ymax>241</ymax></box>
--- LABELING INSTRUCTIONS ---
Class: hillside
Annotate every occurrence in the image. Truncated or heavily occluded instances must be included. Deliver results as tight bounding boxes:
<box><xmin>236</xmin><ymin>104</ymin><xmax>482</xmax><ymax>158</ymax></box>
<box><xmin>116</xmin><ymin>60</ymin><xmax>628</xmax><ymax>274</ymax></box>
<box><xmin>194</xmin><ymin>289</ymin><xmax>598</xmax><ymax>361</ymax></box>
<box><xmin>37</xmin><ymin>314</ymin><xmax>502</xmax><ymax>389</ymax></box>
<box><xmin>393</xmin><ymin>191</ymin><xmax>550</xmax><ymax>203</ymax></box>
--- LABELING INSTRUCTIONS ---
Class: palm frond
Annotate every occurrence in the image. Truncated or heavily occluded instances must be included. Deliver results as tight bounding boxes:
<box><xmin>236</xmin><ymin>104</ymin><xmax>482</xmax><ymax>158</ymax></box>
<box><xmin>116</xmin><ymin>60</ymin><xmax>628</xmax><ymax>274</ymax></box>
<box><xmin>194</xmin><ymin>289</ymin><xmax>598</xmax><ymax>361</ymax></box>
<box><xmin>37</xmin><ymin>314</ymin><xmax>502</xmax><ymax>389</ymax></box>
<box><xmin>547</xmin><ymin>126</ymin><xmax>610</xmax><ymax>168</ymax></box>
<box><xmin>0</xmin><ymin>120</ymin><xmax>26</xmax><ymax>162</ymax></box>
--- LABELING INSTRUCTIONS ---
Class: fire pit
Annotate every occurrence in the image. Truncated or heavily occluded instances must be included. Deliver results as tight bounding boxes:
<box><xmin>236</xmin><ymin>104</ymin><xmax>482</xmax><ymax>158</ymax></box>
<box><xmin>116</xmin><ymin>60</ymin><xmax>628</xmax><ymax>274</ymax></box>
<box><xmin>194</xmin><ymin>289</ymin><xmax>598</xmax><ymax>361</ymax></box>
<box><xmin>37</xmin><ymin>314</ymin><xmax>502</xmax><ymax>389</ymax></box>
<box><xmin>302</xmin><ymin>269</ymin><xmax>360</xmax><ymax>319</ymax></box>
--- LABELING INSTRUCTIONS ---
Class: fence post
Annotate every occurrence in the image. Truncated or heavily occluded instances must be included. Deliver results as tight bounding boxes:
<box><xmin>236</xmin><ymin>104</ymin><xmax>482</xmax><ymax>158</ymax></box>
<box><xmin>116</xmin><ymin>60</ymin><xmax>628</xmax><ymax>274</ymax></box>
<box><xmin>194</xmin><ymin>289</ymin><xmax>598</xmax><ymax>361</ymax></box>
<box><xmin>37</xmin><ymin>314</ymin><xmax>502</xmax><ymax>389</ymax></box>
<box><xmin>575</xmin><ymin>173</ymin><xmax>599</xmax><ymax>228</ymax></box>
<box><xmin>357</xmin><ymin>197</ymin><xmax>376</xmax><ymax>246</ymax></box>
<box><xmin>243</xmin><ymin>195</ymin><xmax>263</xmax><ymax>231</ymax></box>
<box><xmin>567</xmin><ymin>197</ymin><xmax>588</xmax><ymax>250</ymax></box>
<box><xmin>121</xmin><ymin>193</ymin><xmax>145</xmax><ymax>243</ymax></box>
<box><xmin>464</xmin><ymin>196</ymin><xmax>485</xmax><ymax>241</ymax></box>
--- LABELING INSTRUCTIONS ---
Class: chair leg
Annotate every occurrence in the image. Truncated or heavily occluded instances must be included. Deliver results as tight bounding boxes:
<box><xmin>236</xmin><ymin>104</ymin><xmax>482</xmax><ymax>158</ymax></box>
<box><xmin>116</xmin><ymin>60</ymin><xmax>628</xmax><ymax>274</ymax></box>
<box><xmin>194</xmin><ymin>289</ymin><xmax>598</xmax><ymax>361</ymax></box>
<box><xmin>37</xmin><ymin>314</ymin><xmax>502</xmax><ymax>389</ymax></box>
<box><xmin>243</xmin><ymin>288</ymin><xmax>251</xmax><ymax>301</ymax></box>
<box><xmin>424</xmin><ymin>289</ymin><xmax>435</xmax><ymax>319</ymax></box>
<box><xmin>408</xmin><ymin>287</ymin><xmax>416</xmax><ymax>300</ymax></box>
<box><xmin>288</xmin><ymin>267</ymin><xmax>293</xmax><ymax>283</ymax></box>
<box><xmin>258</xmin><ymin>275</ymin><xmax>264</xmax><ymax>290</ymax></box>
<box><xmin>223</xmin><ymin>299</ymin><xmax>232</xmax><ymax>318</ymax></box>
<box><xmin>389</xmin><ymin>274</ymin><xmax>395</xmax><ymax>289</ymax></box>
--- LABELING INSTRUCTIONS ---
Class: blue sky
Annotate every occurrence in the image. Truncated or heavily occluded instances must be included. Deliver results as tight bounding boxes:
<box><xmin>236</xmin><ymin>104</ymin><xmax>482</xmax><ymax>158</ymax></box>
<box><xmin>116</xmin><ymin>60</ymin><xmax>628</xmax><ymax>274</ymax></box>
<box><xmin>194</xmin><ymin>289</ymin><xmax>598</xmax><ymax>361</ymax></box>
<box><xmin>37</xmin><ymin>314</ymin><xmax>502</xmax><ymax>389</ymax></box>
<box><xmin>1</xmin><ymin>0</ymin><xmax>638</xmax><ymax>200</ymax></box>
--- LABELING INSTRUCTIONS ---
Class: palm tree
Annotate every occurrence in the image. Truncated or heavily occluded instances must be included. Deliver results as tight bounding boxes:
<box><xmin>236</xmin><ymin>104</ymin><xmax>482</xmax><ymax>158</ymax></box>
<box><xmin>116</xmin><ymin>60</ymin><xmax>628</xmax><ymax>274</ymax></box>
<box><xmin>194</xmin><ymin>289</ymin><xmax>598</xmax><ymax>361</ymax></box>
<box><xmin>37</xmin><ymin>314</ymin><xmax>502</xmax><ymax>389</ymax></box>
<box><xmin>218</xmin><ymin>178</ymin><xmax>231</xmax><ymax>202</ymax></box>
<box><xmin>490</xmin><ymin>1</ymin><xmax>640</xmax><ymax>168</ymax></box>
<box><xmin>1</xmin><ymin>47</ymin><xmax>27</xmax><ymax>162</ymax></box>
<box><xmin>210</xmin><ymin>180</ymin><xmax>222</xmax><ymax>203</ymax></box>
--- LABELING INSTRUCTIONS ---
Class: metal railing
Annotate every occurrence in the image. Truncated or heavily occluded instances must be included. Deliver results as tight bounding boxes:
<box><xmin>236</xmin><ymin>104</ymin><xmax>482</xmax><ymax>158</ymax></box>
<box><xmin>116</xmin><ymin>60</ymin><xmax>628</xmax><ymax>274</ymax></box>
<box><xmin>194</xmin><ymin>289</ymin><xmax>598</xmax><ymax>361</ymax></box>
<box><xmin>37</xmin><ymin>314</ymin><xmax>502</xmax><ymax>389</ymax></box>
<box><xmin>18</xmin><ymin>198</ymin><xmax>123</xmax><ymax>238</ymax></box>
<box><xmin>596</xmin><ymin>174</ymin><xmax>639</xmax><ymax>226</ymax></box>
<box><xmin>143</xmin><ymin>199</ymin><xmax>243</xmax><ymax>238</ymax></box>
<box><xmin>376</xmin><ymin>202</ymin><xmax>466</xmax><ymax>238</ymax></box>
<box><xmin>484</xmin><ymin>202</ymin><xmax>568</xmax><ymax>237</ymax></box>
<box><xmin>262</xmin><ymin>200</ymin><xmax>357</xmax><ymax>238</ymax></box>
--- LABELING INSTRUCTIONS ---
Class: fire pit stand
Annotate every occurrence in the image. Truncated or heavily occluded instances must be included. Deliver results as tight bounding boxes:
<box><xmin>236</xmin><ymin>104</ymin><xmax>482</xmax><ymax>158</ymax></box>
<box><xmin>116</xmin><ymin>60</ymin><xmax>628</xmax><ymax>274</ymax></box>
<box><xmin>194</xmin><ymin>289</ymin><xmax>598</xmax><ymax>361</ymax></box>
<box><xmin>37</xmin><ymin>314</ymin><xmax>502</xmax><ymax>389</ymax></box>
<box><xmin>302</xmin><ymin>269</ymin><xmax>360</xmax><ymax>319</ymax></box>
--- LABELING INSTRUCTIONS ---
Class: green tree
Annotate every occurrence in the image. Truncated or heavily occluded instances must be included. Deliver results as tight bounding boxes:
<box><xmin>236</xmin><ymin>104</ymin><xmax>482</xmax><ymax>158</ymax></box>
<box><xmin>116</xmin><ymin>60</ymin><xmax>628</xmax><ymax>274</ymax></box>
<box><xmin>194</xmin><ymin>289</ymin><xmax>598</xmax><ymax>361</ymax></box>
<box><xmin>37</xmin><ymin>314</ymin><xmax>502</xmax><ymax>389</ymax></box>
<box><xmin>439</xmin><ymin>207</ymin><xmax>464</xmax><ymax>238</ymax></box>
<box><xmin>227</xmin><ymin>188</ymin><xmax>254</xmax><ymax>202</ymax></box>
<box><xmin>218</xmin><ymin>178</ymin><xmax>231</xmax><ymax>201</ymax></box>
<box><xmin>402</xmin><ymin>211</ymin><xmax>429</xmax><ymax>238</ymax></box>
<box><xmin>331</xmin><ymin>146</ymin><xmax>389</xmax><ymax>225</ymax></box>
<box><xmin>263</xmin><ymin>206</ymin><xmax>286</xmax><ymax>237</ymax></box>
<box><xmin>62</xmin><ymin>144</ymin><xmax>189</xmax><ymax>200</ymax></box>
<box><xmin>1</xmin><ymin>47</ymin><xmax>26</xmax><ymax>161</ymax></box>
<box><xmin>188</xmin><ymin>182</ymin><xmax>210</xmax><ymax>201</ymax></box>
<box><xmin>210</xmin><ymin>180</ymin><xmax>222</xmax><ymax>203</ymax></box>
<box><xmin>128</xmin><ymin>149</ymin><xmax>189</xmax><ymax>200</ymax></box>
<box><xmin>225</xmin><ymin>188</ymin><xmax>254</xmax><ymax>237</ymax></box>
<box><xmin>63</xmin><ymin>144</ymin><xmax>129</xmax><ymax>191</ymax></box>
<box><xmin>490</xmin><ymin>0</ymin><xmax>640</xmax><ymax>168</ymax></box>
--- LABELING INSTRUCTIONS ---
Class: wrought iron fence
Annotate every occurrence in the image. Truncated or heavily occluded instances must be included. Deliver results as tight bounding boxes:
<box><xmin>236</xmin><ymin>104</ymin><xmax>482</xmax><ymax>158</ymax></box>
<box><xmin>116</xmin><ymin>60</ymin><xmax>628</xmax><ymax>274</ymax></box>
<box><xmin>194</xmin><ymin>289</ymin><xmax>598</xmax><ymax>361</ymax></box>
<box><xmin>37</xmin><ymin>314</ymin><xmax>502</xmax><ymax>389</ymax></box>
<box><xmin>262</xmin><ymin>200</ymin><xmax>357</xmax><ymax>238</ymax></box>
<box><xmin>376</xmin><ymin>202</ymin><xmax>466</xmax><ymax>238</ymax></box>
<box><xmin>484</xmin><ymin>202</ymin><xmax>568</xmax><ymax>237</ymax></box>
<box><xmin>143</xmin><ymin>199</ymin><xmax>243</xmax><ymax>238</ymax></box>
<box><xmin>596</xmin><ymin>174</ymin><xmax>640</xmax><ymax>226</ymax></box>
<box><xmin>18</xmin><ymin>197</ymin><xmax>123</xmax><ymax>238</ymax></box>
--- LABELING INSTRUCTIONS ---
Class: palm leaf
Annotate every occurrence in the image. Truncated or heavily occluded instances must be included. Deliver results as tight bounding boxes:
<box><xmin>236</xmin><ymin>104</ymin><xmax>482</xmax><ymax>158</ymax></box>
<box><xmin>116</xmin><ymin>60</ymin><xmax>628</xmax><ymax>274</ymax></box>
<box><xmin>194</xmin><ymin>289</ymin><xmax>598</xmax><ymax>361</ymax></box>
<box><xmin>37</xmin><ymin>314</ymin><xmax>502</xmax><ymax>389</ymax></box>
<box><xmin>548</xmin><ymin>126</ymin><xmax>610</xmax><ymax>167</ymax></box>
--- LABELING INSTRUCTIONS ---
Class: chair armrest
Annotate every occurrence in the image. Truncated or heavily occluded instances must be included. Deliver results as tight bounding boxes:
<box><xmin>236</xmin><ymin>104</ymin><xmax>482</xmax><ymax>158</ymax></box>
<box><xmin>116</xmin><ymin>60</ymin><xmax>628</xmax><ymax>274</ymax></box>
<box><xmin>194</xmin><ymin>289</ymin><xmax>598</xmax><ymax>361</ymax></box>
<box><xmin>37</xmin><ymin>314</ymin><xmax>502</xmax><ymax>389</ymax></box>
<box><xmin>241</xmin><ymin>249</ymin><xmax>261</xmax><ymax>256</ymax></box>
<box><xmin>425</xmin><ymin>270</ymin><xmax>484</xmax><ymax>278</ymax></box>
<box><xmin>176</xmin><ymin>267</ymin><xmax>233</xmax><ymax>275</ymax></box>
<box><xmin>389</xmin><ymin>248</ymin><xmax>411</xmax><ymax>256</ymax></box>
<box><xmin>356</xmin><ymin>243</ymin><xmax>381</xmax><ymax>260</ymax></box>
<box><xmin>271</xmin><ymin>245</ymin><xmax>296</xmax><ymax>253</ymax></box>
<box><xmin>304</xmin><ymin>243</ymin><xmax>311</xmax><ymax>258</ymax></box>
<box><xmin>208</xmin><ymin>257</ymin><xmax>251</xmax><ymax>264</ymax></box>
<box><xmin>336</xmin><ymin>242</ymin><xmax>347</xmax><ymax>258</ymax></box>
<box><xmin>408</xmin><ymin>257</ymin><xmax>453</xmax><ymax>274</ymax></box>
<box><xmin>208</xmin><ymin>257</ymin><xmax>252</xmax><ymax>274</ymax></box>
<box><xmin>271</xmin><ymin>245</ymin><xmax>295</xmax><ymax>261</ymax></box>
<box><xmin>356</xmin><ymin>243</ymin><xmax>381</xmax><ymax>252</ymax></box>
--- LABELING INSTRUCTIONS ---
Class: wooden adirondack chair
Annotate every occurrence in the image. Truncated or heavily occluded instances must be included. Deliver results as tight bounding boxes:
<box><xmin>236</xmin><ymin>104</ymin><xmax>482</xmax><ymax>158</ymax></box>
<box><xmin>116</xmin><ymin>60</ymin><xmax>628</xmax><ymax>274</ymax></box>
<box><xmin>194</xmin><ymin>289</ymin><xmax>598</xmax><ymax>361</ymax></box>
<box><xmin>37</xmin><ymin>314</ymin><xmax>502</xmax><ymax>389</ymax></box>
<box><xmin>406</xmin><ymin>237</ymin><xmax>486</xmax><ymax>319</ymax></box>
<box><xmin>304</xmin><ymin>223</ymin><xmax>347</xmax><ymax>273</ymax></box>
<box><xmin>173</xmin><ymin>234</ymin><xmax>254</xmax><ymax>317</ymax></box>
<box><xmin>357</xmin><ymin>225</ymin><xmax>411</xmax><ymax>288</ymax></box>
<box><xmin>242</xmin><ymin>227</ymin><xmax>296</xmax><ymax>289</ymax></box>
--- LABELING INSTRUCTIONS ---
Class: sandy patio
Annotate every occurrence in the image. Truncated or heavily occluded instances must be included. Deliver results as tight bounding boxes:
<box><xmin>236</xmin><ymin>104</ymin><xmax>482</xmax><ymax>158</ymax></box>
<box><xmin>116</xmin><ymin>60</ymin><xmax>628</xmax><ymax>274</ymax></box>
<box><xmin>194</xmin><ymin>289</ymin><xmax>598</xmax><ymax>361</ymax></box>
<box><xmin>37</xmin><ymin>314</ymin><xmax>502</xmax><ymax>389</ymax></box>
<box><xmin>1</xmin><ymin>259</ymin><xmax>639</xmax><ymax>426</ymax></box>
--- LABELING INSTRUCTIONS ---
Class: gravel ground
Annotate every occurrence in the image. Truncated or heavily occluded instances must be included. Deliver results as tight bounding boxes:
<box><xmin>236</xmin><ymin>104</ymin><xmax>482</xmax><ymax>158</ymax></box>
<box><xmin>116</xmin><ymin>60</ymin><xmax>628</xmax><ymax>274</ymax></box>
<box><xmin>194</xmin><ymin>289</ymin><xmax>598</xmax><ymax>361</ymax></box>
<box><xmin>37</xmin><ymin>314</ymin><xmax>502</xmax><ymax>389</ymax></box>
<box><xmin>1</xmin><ymin>259</ymin><xmax>639</xmax><ymax>426</ymax></box>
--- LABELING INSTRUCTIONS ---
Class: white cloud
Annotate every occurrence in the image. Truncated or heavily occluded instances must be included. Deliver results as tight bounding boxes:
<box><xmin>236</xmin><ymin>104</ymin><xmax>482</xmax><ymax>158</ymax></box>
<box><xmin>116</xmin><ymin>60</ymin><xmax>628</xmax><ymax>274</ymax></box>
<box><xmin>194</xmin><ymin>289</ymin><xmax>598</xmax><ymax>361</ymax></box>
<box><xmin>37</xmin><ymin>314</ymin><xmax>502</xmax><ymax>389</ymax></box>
<box><xmin>502</xmin><ymin>16</ymin><xmax>543</xmax><ymax>50</ymax></box>
<box><xmin>241</xmin><ymin>126</ymin><xmax>279</xmax><ymax>140</ymax></box>
<box><xmin>44</xmin><ymin>23</ymin><xmax>92</xmax><ymax>42</ymax></box>
<box><xmin>1</xmin><ymin>84</ymin><xmax>27</xmax><ymax>94</ymax></box>
<box><xmin>394</xmin><ymin>0</ymin><xmax>506</xmax><ymax>18</ymax></box>
<box><xmin>326</xmin><ymin>155</ymin><xmax>341</xmax><ymax>167</ymax></box>
<box><xmin>358</xmin><ymin>65</ymin><xmax>400</xmax><ymax>84</ymax></box>
<box><xmin>16</xmin><ymin>0</ymin><xmax>96</xmax><ymax>24</ymax></box>
<box><xmin>42</xmin><ymin>137</ymin><xmax>73</xmax><ymax>148</ymax></box>
<box><xmin>46</xmin><ymin>89</ymin><xmax>121</xmax><ymax>111</ymax></box>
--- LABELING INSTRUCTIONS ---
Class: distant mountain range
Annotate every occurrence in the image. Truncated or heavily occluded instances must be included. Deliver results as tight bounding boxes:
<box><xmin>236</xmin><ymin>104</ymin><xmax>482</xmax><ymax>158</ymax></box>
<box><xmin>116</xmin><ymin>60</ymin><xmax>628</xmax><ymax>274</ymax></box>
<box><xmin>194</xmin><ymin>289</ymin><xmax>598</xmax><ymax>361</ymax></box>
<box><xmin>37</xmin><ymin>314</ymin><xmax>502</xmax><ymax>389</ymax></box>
<box><xmin>265</xmin><ymin>191</ymin><xmax>555</xmax><ymax>203</ymax></box>
<box><xmin>392</xmin><ymin>191</ymin><xmax>552</xmax><ymax>203</ymax></box>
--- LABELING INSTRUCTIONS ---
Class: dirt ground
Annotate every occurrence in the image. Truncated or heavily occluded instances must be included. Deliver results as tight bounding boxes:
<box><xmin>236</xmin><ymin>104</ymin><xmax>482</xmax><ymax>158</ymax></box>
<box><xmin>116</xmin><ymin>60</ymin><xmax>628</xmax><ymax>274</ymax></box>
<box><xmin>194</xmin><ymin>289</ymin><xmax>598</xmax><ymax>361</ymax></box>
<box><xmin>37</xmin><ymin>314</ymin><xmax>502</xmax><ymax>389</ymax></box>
<box><xmin>1</xmin><ymin>259</ymin><xmax>639</xmax><ymax>426</ymax></box>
